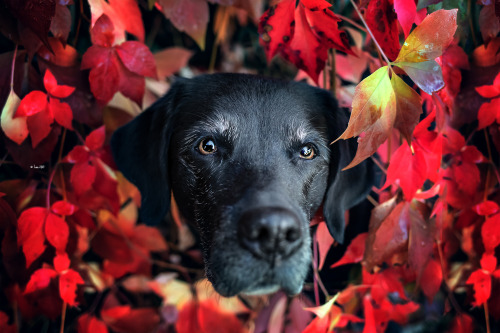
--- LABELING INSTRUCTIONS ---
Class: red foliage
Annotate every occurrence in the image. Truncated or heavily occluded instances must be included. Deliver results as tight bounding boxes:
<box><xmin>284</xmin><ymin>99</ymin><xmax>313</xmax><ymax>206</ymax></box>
<box><xmin>0</xmin><ymin>0</ymin><xmax>499</xmax><ymax>332</ymax></box>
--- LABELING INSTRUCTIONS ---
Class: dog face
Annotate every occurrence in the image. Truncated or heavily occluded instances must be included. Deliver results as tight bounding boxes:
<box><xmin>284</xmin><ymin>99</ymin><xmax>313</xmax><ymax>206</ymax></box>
<box><xmin>111</xmin><ymin>74</ymin><xmax>372</xmax><ymax>297</ymax></box>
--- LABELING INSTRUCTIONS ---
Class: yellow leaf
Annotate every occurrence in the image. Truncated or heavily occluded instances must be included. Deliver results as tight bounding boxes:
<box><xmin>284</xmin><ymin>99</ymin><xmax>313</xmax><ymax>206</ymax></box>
<box><xmin>395</xmin><ymin>9</ymin><xmax>458</xmax><ymax>63</ymax></box>
<box><xmin>336</xmin><ymin>66</ymin><xmax>396</xmax><ymax>169</ymax></box>
<box><xmin>337</xmin><ymin>66</ymin><xmax>395</xmax><ymax>140</ymax></box>
<box><xmin>1</xmin><ymin>90</ymin><xmax>28</xmax><ymax>145</ymax></box>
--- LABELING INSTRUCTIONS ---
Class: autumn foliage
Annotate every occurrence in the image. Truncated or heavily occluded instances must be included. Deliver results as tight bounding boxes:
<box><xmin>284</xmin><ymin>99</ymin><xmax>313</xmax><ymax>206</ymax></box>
<box><xmin>0</xmin><ymin>0</ymin><xmax>499</xmax><ymax>332</ymax></box>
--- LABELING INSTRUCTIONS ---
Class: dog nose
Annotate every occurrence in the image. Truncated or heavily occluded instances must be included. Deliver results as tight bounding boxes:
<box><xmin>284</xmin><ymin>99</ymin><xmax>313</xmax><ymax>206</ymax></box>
<box><xmin>238</xmin><ymin>207</ymin><xmax>302</xmax><ymax>262</ymax></box>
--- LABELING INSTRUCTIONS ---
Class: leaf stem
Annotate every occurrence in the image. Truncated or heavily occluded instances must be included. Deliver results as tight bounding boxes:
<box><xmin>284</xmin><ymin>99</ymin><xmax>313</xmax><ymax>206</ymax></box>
<box><xmin>10</xmin><ymin>44</ymin><xmax>18</xmax><ymax>90</ymax></box>
<box><xmin>46</xmin><ymin>165</ymin><xmax>58</xmax><ymax>209</ymax></box>
<box><xmin>467</xmin><ymin>0</ymin><xmax>478</xmax><ymax>47</ymax></box>
<box><xmin>312</xmin><ymin>232</ymin><xmax>330</xmax><ymax>304</ymax></box>
<box><xmin>436</xmin><ymin>219</ymin><xmax>462</xmax><ymax>314</ymax></box>
<box><xmin>348</xmin><ymin>0</ymin><xmax>393</xmax><ymax>71</ymax></box>
<box><xmin>485</xmin><ymin>301</ymin><xmax>491</xmax><ymax>333</ymax></box>
<box><xmin>329</xmin><ymin>49</ymin><xmax>336</xmax><ymax>96</ymax></box>
<box><xmin>59</xmin><ymin>301</ymin><xmax>67</xmax><ymax>333</ymax></box>
<box><xmin>336</xmin><ymin>13</ymin><xmax>367</xmax><ymax>33</ymax></box>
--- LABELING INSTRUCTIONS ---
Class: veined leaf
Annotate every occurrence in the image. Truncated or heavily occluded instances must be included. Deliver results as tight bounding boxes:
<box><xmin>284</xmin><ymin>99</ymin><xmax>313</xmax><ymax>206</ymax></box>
<box><xmin>338</xmin><ymin>66</ymin><xmax>395</xmax><ymax>140</ymax></box>
<box><xmin>391</xmin><ymin>73</ymin><xmax>422</xmax><ymax>144</ymax></box>
<box><xmin>394</xmin><ymin>60</ymin><xmax>444</xmax><ymax>94</ymax></box>
<box><xmin>395</xmin><ymin>9</ymin><xmax>458</xmax><ymax>63</ymax></box>
<box><xmin>337</xmin><ymin>67</ymin><xmax>398</xmax><ymax>169</ymax></box>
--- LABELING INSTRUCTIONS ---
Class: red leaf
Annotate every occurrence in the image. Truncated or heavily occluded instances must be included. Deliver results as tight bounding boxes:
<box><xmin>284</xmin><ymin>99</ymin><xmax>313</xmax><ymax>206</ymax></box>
<box><xmin>394</xmin><ymin>0</ymin><xmax>417</xmax><ymax>37</ymax></box>
<box><xmin>85</xmin><ymin>126</ymin><xmax>106</xmax><ymax>151</ymax></box>
<box><xmin>364</xmin><ymin>201</ymin><xmax>409</xmax><ymax>270</ymax></box>
<box><xmin>101</xmin><ymin>305</ymin><xmax>160</xmax><ymax>333</ymax></box>
<box><xmin>304</xmin><ymin>5</ymin><xmax>352</xmax><ymax>55</ymax></box>
<box><xmin>477</xmin><ymin>97</ymin><xmax>500</xmax><ymax>129</ymax></box>
<box><xmin>115</xmin><ymin>41</ymin><xmax>157</xmax><ymax>78</ymax></box>
<box><xmin>475</xmin><ymin>71</ymin><xmax>500</xmax><ymax>99</ymax></box>
<box><xmin>44</xmin><ymin>212</ymin><xmax>69</xmax><ymax>252</ymax></box>
<box><xmin>37</xmin><ymin>38</ymin><xmax>79</xmax><ymax>67</ymax></box>
<box><xmin>408</xmin><ymin>203</ymin><xmax>433</xmax><ymax>278</ymax></box>
<box><xmin>48</xmin><ymin>98</ymin><xmax>73</xmax><ymax>130</ymax></box>
<box><xmin>130</xmin><ymin>225</ymin><xmax>168</xmax><ymax>252</ymax></box>
<box><xmin>53</xmin><ymin>252</ymin><xmax>70</xmax><ymax>273</ymax></box>
<box><xmin>474</xmin><ymin>201</ymin><xmax>500</xmax><ymax>216</ymax></box>
<box><xmin>50</xmin><ymin>3</ymin><xmax>71</xmax><ymax>43</ymax></box>
<box><xmin>24</xmin><ymin>268</ymin><xmax>58</xmax><ymax>294</ymax></box>
<box><xmin>5</xmin><ymin>0</ymin><xmax>56</xmax><ymax>51</ymax></box>
<box><xmin>26</xmin><ymin>107</ymin><xmax>54</xmax><ymax>148</ymax></box>
<box><xmin>316</xmin><ymin>221</ymin><xmax>334</xmax><ymax>270</ymax></box>
<box><xmin>17</xmin><ymin>207</ymin><xmax>48</xmax><ymax>267</ymax></box>
<box><xmin>43</xmin><ymin>69</ymin><xmax>75</xmax><ymax>99</ymax></box>
<box><xmin>71</xmin><ymin>161</ymin><xmax>97</xmax><ymax>195</ymax></box>
<box><xmin>479</xmin><ymin>4</ymin><xmax>500</xmax><ymax>45</ymax></box>
<box><xmin>466</xmin><ymin>269</ymin><xmax>491</xmax><ymax>306</ymax></box>
<box><xmin>331</xmin><ymin>232</ymin><xmax>367</xmax><ymax>268</ymax></box>
<box><xmin>59</xmin><ymin>269</ymin><xmax>84</xmax><ymax>306</ymax></box>
<box><xmin>452</xmin><ymin>161</ymin><xmax>480</xmax><ymax>196</ymax></box>
<box><xmin>259</xmin><ymin>0</ymin><xmax>295</xmax><ymax>62</ymax></box>
<box><xmin>86</xmin><ymin>50</ymin><xmax>121</xmax><ymax>104</ymax></box>
<box><xmin>78</xmin><ymin>314</ymin><xmax>109</xmax><ymax>333</ymax></box>
<box><xmin>480</xmin><ymin>252</ymin><xmax>497</xmax><ymax>273</ymax></box>
<box><xmin>176</xmin><ymin>300</ymin><xmax>246</xmax><ymax>333</ymax></box>
<box><xmin>81</xmin><ymin>45</ymin><xmax>113</xmax><ymax>70</ymax></box>
<box><xmin>88</xmin><ymin>0</ymin><xmax>145</xmax><ymax>43</ymax></box>
<box><xmin>362</xmin><ymin>296</ymin><xmax>376</xmax><ymax>333</ymax></box>
<box><xmin>301</xmin><ymin>0</ymin><xmax>332</xmax><ymax>10</ymax></box>
<box><xmin>0</xmin><ymin>311</ymin><xmax>16</xmax><ymax>333</ymax></box>
<box><xmin>116</xmin><ymin>68</ymin><xmax>145</xmax><ymax>107</ymax></box>
<box><xmin>382</xmin><ymin>142</ymin><xmax>427</xmax><ymax>200</ymax></box>
<box><xmin>15</xmin><ymin>91</ymin><xmax>48</xmax><ymax>117</ymax></box>
<box><xmin>364</xmin><ymin>0</ymin><xmax>400</xmax><ymax>61</ymax></box>
<box><xmin>154</xmin><ymin>47</ymin><xmax>193</xmax><ymax>81</ymax></box>
<box><xmin>420</xmin><ymin>258</ymin><xmax>442</xmax><ymax>302</ymax></box>
<box><xmin>448</xmin><ymin>313</ymin><xmax>474</xmax><ymax>333</ymax></box>
<box><xmin>108</xmin><ymin>0</ymin><xmax>145</xmax><ymax>42</ymax></box>
<box><xmin>259</xmin><ymin>1</ymin><xmax>351</xmax><ymax>82</ymax></box>
<box><xmin>157</xmin><ymin>0</ymin><xmax>209</xmax><ymax>50</ymax></box>
<box><xmin>51</xmin><ymin>200</ymin><xmax>77</xmax><ymax>216</ymax></box>
<box><xmin>65</xmin><ymin>146</ymin><xmax>90</xmax><ymax>164</ymax></box>
<box><xmin>91</xmin><ymin>14</ymin><xmax>116</xmax><ymax>47</ymax></box>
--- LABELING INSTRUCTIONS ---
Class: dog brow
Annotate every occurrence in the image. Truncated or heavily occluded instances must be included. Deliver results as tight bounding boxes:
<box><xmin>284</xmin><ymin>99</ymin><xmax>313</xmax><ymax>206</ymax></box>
<box><xmin>191</xmin><ymin>113</ymin><xmax>238</xmax><ymax>141</ymax></box>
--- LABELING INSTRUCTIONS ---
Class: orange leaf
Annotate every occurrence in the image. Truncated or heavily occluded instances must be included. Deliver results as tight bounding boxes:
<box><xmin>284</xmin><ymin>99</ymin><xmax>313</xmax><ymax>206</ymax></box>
<box><xmin>395</xmin><ymin>9</ymin><xmax>458</xmax><ymax>63</ymax></box>
<box><xmin>391</xmin><ymin>72</ymin><xmax>423</xmax><ymax>144</ymax></box>
<box><xmin>337</xmin><ymin>66</ymin><xmax>396</xmax><ymax>169</ymax></box>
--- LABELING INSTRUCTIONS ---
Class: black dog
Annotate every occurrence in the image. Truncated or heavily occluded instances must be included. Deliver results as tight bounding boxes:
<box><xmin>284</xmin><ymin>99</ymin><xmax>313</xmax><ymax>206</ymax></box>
<box><xmin>111</xmin><ymin>74</ymin><xmax>372</xmax><ymax>297</ymax></box>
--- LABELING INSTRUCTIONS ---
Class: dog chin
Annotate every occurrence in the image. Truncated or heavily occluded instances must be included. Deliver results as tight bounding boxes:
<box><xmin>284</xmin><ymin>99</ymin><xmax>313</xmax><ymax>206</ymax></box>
<box><xmin>206</xmin><ymin>247</ymin><xmax>311</xmax><ymax>297</ymax></box>
<box><xmin>211</xmin><ymin>278</ymin><xmax>304</xmax><ymax>298</ymax></box>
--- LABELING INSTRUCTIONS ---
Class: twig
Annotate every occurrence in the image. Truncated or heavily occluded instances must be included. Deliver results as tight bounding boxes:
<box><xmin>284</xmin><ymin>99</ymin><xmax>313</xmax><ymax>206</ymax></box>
<box><xmin>467</xmin><ymin>0</ymin><xmax>478</xmax><ymax>47</ymax></box>
<box><xmin>59</xmin><ymin>302</ymin><xmax>67</xmax><ymax>333</ymax></box>
<box><xmin>348</xmin><ymin>0</ymin><xmax>392</xmax><ymax>70</ymax></box>
<box><xmin>336</xmin><ymin>13</ymin><xmax>367</xmax><ymax>32</ymax></box>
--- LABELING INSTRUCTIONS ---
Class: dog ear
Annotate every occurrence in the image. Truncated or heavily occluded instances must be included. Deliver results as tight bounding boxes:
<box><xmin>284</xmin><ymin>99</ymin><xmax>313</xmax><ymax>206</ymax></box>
<box><xmin>110</xmin><ymin>80</ymin><xmax>184</xmax><ymax>225</ymax></box>
<box><xmin>320</xmin><ymin>92</ymin><xmax>374</xmax><ymax>244</ymax></box>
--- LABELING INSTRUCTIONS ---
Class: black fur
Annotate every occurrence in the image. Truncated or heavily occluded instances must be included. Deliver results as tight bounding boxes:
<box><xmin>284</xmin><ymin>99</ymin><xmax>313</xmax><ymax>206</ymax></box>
<box><xmin>111</xmin><ymin>74</ymin><xmax>372</xmax><ymax>296</ymax></box>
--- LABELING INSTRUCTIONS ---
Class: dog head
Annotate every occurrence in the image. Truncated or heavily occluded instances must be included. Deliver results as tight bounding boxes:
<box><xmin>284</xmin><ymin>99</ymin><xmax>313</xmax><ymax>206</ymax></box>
<box><xmin>111</xmin><ymin>74</ymin><xmax>372</xmax><ymax>296</ymax></box>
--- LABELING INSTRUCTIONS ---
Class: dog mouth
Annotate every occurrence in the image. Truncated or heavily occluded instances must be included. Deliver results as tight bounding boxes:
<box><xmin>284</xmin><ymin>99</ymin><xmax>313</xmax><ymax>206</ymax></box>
<box><xmin>206</xmin><ymin>236</ymin><xmax>311</xmax><ymax>297</ymax></box>
<box><xmin>200</xmin><ymin>205</ymin><xmax>312</xmax><ymax>297</ymax></box>
<box><xmin>208</xmin><ymin>262</ymin><xmax>306</xmax><ymax>297</ymax></box>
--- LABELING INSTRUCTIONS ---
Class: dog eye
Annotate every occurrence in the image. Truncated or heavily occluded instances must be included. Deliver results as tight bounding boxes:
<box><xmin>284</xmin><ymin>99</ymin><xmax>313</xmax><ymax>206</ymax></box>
<box><xmin>198</xmin><ymin>137</ymin><xmax>217</xmax><ymax>155</ymax></box>
<box><xmin>299</xmin><ymin>144</ymin><xmax>316</xmax><ymax>160</ymax></box>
